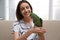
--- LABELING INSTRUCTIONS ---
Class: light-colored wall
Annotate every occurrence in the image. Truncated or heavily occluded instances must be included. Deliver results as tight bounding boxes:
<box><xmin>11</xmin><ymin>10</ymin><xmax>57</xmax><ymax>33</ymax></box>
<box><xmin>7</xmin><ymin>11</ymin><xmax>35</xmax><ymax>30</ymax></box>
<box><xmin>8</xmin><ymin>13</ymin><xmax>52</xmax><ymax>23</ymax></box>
<box><xmin>0</xmin><ymin>20</ymin><xmax>60</xmax><ymax>40</ymax></box>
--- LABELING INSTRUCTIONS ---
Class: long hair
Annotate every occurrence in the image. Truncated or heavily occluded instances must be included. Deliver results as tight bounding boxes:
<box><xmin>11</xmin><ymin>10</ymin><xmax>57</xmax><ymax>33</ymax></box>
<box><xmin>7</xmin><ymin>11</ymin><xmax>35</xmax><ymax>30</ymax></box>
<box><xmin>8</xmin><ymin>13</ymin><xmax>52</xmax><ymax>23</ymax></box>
<box><xmin>16</xmin><ymin>0</ymin><xmax>33</xmax><ymax>21</ymax></box>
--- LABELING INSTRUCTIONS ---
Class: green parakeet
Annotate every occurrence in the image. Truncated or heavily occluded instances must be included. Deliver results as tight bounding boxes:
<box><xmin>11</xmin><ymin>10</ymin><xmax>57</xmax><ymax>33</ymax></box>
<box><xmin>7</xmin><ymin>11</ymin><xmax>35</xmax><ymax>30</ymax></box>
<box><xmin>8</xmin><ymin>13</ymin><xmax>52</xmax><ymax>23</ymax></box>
<box><xmin>31</xmin><ymin>13</ymin><xmax>43</xmax><ymax>27</ymax></box>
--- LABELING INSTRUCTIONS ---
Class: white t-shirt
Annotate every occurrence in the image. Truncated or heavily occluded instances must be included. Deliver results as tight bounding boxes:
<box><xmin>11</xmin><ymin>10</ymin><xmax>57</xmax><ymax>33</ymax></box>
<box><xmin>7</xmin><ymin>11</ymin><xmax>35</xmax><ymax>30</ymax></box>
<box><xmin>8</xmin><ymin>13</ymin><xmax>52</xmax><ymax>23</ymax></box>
<box><xmin>12</xmin><ymin>20</ymin><xmax>39</xmax><ymax>40</ymax></box>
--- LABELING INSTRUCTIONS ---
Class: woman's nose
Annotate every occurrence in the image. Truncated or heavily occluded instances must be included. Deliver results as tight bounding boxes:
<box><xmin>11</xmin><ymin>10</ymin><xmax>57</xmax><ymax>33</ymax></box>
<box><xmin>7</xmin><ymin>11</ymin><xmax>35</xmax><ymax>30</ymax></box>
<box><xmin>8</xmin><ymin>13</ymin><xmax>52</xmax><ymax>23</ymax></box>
<box><xmin>25</xmin><ymin>8</ymin><xmax>28</xmax><ymax>12</ymax></box>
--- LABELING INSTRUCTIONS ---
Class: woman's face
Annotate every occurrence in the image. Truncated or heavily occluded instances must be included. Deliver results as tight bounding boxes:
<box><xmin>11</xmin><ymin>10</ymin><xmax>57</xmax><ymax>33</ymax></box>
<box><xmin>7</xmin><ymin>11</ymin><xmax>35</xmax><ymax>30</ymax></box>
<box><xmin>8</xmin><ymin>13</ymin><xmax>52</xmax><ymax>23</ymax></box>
<box><xmin>20</xmin><ymin>2</ymin><xmax>31</xmax><ymax>17</ymax></box>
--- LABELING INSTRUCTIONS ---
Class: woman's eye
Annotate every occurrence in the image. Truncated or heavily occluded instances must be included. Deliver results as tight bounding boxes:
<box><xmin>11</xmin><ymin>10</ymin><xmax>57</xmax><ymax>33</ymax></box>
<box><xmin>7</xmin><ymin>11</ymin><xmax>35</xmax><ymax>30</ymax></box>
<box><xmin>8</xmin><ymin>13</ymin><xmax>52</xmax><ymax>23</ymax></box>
<box><xmin>26</xmin><ymin>6</ymin><xmax>29</xmax><ymax>9</ymax></box>
<box><xmin>21</xmin><ymin>8</ymin><xmax>24</xmax><ymax>11</ymax></box>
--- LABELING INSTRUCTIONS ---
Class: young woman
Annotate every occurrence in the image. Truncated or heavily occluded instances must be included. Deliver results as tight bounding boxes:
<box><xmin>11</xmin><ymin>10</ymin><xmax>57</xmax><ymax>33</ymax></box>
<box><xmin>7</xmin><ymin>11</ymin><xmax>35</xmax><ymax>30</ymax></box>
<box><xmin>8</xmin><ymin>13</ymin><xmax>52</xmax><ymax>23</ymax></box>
<box><xmin>12</xmin><ymin>0</ymin><xmax>46</xmax><ymax>40</ymax></box>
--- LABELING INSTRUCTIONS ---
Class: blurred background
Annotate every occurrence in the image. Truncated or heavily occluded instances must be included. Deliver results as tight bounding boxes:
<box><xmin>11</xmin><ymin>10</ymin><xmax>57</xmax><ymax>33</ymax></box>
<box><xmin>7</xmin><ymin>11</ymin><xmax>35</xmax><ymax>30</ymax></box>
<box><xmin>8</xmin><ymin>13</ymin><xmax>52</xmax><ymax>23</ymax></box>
<box><xmin>0</xmin><ymin>0</ymin><xmax>60</xmax><ymax>20</ymax></box>
<box><xmin>0</xmin><ymin>0</ymin><xmax>60</xmax><ymax>40</ymax></box>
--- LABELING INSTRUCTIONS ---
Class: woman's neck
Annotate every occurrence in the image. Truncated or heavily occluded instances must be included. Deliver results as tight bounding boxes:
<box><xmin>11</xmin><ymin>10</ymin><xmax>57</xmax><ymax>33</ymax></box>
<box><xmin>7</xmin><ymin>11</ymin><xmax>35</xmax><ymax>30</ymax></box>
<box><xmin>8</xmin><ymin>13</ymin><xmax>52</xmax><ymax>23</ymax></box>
<box><xmin>23</xmin><ymin>16</ymin><xmax>33</xmax><ymax>23</ymax></box>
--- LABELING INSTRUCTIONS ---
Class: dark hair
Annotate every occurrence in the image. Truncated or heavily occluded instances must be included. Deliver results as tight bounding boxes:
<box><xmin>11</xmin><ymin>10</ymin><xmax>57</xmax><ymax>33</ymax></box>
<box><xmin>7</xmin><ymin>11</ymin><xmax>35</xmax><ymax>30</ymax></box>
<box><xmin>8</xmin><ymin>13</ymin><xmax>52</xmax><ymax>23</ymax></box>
<box><xmin>16</xmin><ymin>0</ymin><xmax>33</xmax><ymax>21</ymax></box>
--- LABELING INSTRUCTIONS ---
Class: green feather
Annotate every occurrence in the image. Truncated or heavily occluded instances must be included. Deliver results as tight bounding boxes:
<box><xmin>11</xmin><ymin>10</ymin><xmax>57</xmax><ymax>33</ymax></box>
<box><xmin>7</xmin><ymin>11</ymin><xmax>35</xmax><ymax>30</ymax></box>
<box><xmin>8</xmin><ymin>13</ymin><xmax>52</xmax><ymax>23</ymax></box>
<box><xmin>31</xmin><ymin>13</ymin><xmax>43</xmax><ymax>27</ymax></box>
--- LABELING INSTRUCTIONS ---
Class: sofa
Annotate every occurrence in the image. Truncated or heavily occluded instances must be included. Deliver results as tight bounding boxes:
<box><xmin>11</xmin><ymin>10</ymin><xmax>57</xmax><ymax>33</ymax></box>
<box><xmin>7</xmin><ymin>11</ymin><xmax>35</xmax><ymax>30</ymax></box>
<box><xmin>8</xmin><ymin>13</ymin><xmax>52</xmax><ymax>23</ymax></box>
<box><xmin>0</xmin><ymin>20</ymin><xmax>60</xmax><ymax>40</ymax></box>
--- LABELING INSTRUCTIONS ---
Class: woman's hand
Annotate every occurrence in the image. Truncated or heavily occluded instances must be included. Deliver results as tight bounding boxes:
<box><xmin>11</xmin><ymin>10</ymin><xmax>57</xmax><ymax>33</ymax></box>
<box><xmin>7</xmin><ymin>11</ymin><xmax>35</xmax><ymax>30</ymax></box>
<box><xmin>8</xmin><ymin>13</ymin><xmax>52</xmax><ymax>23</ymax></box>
<box><xmin>37</xmin><ymin>27</ymin><xmax>46</xmax><ymax>35</ymax></box>
<box><xmin>30</xmin><ymin>27</ymin><xmax>46</xmax><ymax>35</ymax></box>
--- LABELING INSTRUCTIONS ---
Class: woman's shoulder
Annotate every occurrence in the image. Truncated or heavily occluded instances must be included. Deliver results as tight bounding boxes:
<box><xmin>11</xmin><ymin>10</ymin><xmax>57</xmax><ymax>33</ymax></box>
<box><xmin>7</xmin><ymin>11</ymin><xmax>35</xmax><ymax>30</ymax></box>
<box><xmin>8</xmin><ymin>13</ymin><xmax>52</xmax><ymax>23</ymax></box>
<box><xmin>13</xmin><ymin>20</ymin><xmax>24</xmax><ymax>26</ymax></box>
<box><xmin>13</xmin><ymin>20</ymin><xmax>20</xmax><ymax>26</ymax></box>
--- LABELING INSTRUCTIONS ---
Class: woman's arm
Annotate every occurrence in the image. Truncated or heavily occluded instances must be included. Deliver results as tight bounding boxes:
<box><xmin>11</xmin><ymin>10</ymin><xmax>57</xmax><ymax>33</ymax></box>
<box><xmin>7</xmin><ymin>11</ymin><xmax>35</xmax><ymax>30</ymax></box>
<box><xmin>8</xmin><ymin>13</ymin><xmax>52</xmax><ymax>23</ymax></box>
<box><xmin>38</xmin><ymin>27</ymin><xmax>46</xmax><ymax>40</ymax></box>
<box><xmin>14</xmin><ymin>27</ymin><xmax>46</xmax><ymax>40</ymax></box>
<box><xmin>38</xmin><ymin>34</ymin><xmax>45</xmax><ymax>40</ymax></box>
<box><xmin>14</xmin><ymin>28</ymin><xmax>34</xmax><ymax>40</ymax></box>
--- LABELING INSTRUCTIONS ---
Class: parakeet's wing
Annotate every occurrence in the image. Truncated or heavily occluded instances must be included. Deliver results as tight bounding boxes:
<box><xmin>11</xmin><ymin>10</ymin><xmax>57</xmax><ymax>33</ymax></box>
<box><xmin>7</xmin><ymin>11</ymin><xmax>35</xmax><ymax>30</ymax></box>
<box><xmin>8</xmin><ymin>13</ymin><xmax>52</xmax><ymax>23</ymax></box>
<box><xmin>31</xmin><ymin>13</ymin><xmax>43</xmax><ymax>27</ymax></box>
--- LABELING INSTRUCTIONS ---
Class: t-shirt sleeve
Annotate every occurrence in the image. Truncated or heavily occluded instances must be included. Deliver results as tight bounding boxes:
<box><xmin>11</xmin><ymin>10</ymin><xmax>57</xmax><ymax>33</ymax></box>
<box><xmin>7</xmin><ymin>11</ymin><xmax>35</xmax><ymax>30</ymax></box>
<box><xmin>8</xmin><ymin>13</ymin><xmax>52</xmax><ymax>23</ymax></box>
<box><xmin>12</xmin><ymin>22</ymin><xmax>20</xmax><ymax>32</ymax></box>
